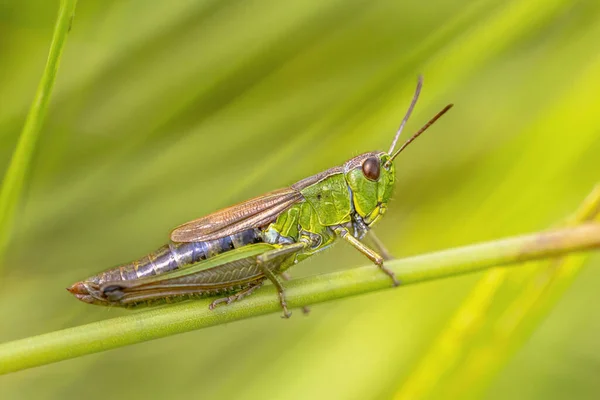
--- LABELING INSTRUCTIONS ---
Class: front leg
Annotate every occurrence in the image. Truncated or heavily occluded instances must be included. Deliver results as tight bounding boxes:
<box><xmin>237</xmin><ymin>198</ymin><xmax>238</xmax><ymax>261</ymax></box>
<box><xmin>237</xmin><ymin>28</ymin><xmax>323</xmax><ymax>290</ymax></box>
<box><xmin>335</xmin><ymin>227</ymin><xmax>400</xmax><ymax>286</ymax></box>
<box><xmin>365</xmin><ymin>230</ymin><xmax>394</xmax><ymax>261</ymax></box>
<box><xmin>352</xmin><ymin>213</ymin><xmax>393</xmax><ymax>261</ymax></box>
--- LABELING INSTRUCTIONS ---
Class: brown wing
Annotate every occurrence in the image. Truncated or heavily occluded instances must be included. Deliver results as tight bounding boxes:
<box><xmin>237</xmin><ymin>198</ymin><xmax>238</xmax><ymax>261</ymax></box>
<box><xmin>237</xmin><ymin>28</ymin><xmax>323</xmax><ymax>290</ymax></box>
<box><xmin>170</xmin><ymin>187</ymin><xmax>303</xmax><ymax>242</ymax></box>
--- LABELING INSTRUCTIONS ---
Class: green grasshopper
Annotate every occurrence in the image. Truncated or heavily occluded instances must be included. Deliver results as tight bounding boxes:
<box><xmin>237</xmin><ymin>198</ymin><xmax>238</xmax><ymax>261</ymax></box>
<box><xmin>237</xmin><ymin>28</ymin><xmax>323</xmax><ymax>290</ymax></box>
<box><xmin>68</xmin><ymin>76</ymin><xmax>453</xmax><ymax>318</ymax></box>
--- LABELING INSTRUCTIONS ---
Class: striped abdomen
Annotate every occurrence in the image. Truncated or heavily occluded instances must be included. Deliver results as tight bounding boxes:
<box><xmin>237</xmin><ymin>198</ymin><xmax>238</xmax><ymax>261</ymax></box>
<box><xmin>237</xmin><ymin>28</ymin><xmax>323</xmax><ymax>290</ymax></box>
<box><xmin>92</xmin><ymin>229</ymin><xmax>263</xmax><ymax>285</ymax></box>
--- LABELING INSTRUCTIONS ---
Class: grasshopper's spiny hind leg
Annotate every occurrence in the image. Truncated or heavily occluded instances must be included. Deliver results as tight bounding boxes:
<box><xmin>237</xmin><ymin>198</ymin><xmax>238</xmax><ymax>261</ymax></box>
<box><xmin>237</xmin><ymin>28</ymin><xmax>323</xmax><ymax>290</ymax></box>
<box><xmin>209</xmin><ymin>281</ymin><xmax>264</xmax><ymax>310</ymax></box>
<box><xmin>336</xmin><ymin>227</ymin><xmax>400</xmax><ymax>286</ymax></box>
<box><xmin>256</xmin><ymin>242</ymin><xmax>309</xmax><ymax>319</ymax></box>
<box><xmin>281</xmin><ymin>272</ymin><xmax>310</xmax><ymax>315</ymax></box>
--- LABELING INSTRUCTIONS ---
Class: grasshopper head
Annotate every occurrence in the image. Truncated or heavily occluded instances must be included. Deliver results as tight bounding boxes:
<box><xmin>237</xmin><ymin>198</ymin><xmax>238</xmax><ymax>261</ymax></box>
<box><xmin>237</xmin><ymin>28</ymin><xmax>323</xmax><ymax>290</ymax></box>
<box><xmin>345</xmin><ymin>76</ymin><xmax>453</xmax><ymax>227</ymax></box>
<box><xmin>344</xmin><ymin>152</ymin><xmax>395</xmax><ymax>227</ymax></box>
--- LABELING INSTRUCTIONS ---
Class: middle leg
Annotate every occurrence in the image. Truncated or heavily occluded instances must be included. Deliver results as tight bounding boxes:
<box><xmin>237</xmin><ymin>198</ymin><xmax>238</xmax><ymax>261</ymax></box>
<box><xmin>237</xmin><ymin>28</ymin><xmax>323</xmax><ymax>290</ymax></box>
<box><xmin>281</xmin><ymin>272</ymin><xmax>310</xmax><ymax>315</ymax></box>
<box><xmin>256</xmin><ymin>242</ymin><xmax>309</xmax><ymax>318</ymax></box>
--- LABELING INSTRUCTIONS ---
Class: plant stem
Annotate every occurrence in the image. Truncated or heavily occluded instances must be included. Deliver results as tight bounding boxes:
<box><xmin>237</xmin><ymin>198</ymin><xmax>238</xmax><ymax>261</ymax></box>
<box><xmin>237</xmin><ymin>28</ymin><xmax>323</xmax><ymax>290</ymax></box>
<box><xmin>396</xmin><ymin>184</ymin><xmax>600</xmax><ymax>400</ymax></box>
<box><xmin>0</xmin><ymin>0</ymin><xmax>78</xmax><ymax>265</ymax></box>
<box><xmin>1</xmin><ymin>223</ymin><xmax>599</xmax><ymax>375</ymax></box>
<box><xmin>439</xmin><ymin>185</ymin><xmax>600</xmax><ymax>399</ymax></box>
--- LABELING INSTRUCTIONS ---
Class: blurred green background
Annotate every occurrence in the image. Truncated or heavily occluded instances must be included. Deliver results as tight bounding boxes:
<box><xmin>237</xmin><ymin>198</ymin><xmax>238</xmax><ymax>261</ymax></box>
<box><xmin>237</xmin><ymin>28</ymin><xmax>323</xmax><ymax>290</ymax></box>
<box><xmin>1</xmin><ymin>0</ymin><xmax>600</xmax><ymax>399</ymax></box>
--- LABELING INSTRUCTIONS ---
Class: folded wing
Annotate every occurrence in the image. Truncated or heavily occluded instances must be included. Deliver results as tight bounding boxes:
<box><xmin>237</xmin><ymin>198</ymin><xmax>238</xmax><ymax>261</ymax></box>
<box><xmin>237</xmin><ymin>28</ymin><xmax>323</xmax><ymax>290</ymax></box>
<box><xmin>170</xmin><ymin>187</ymin><xmax>303</xmax><ymax>242</ymax></box>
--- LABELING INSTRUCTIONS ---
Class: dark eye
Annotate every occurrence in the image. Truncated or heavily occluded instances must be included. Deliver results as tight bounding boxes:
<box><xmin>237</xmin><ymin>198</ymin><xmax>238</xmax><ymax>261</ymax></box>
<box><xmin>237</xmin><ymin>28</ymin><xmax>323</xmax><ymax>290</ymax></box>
<box><xmin>362</xmin><ymin>157</ymin><xmax>380</xmax><ymax>181</ymax></box>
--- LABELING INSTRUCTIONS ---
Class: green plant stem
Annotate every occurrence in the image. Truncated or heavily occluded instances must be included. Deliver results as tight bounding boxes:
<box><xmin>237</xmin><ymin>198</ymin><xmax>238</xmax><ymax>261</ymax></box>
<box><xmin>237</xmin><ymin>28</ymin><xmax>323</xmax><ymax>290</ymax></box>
<box><xmin>0</xmin><ymin>0</ymin><xmax>78</xmax><ymax>264</ymax></box>
<box><xmin>440</xmin><ymin>186</ymin><xmax>600</xmax><ymax>398</ymax></box>
<box><xmin>396</xmin><ymin>184</ymin><xmax>600</xmax><ymax>400</ymax></box>
<box><xmin>0</xmin><ymin>223</ymin><xmax>599</xmax><ymax>375</ymax></box>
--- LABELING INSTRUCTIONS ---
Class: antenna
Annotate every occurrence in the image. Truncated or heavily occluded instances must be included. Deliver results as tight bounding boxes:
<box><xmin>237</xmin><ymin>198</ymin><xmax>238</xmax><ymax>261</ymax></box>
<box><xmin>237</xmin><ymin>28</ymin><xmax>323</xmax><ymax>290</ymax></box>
<box><xmin>388</xmin><ymin>75</ymin><xmax>423</xmax><ymax>155</ymax></box>
<box><xmin>386</xmin><ymin>104</ymin><xmax>454</xmax><ymax>165</ymax></box>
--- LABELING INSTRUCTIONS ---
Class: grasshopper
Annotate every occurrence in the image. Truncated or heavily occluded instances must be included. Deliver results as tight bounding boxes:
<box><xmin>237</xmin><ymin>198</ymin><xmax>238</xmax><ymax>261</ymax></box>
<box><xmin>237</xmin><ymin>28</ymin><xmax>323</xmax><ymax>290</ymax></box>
<box><xmin>68</xmin><ymin>76</ymin><xmax>453</xmax><ymax>318</ymax></box>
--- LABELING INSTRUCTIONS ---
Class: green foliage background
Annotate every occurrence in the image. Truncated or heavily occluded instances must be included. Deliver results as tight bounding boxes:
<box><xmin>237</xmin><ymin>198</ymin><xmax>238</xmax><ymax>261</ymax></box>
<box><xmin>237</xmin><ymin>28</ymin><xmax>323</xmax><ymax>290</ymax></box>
<box><xmin>1</xmin><ymin>0</ymin><xmax>600</xmax><ymax>399</ymax></box>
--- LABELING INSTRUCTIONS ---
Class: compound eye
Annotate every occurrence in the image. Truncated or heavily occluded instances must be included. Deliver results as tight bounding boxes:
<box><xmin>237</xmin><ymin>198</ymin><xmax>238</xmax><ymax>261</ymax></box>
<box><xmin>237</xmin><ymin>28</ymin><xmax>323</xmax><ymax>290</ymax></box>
<box><xmin>362</xmin><ymin>157</ymin><xmax>380</xmax><ymax>181</ymax></box>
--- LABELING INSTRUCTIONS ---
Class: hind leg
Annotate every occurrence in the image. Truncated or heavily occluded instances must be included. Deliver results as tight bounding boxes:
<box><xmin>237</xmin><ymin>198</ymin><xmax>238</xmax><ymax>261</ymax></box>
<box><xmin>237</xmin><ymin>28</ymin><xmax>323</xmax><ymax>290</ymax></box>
<box><xmin>209</xmin><ymin>281</ymin><xmax>264</xmax><ymax>310</ymax></box>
